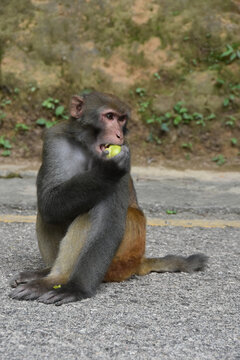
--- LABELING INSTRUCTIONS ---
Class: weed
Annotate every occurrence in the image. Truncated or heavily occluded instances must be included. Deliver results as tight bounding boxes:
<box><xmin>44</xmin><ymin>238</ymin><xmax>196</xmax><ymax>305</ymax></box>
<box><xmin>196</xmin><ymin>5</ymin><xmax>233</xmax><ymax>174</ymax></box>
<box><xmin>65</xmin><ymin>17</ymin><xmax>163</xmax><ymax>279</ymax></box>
<box><xmin>0</xmin><ymin>135</ymin><xmax>12</xmax><ymax>149</ymax></box>
<box><xmin>0</xmin><ymin>135</ymin><xmax>12</xmax><ymax>156</ymax></box>
<box><xmin>1</xmin><ymin>150</ymin><xmax>11</xmax><ymax>157</ymax></box>
<box><xmin>212</xmin><ymin>154</ymin><xmax>226</xmax><ymax>166</ymax></box>
<box><xmin>42</xmin><ymin>97</ymin><xmax>59</xmax><ymax>110</ymax></box>
<box><xmin>220</xmin><ymin>44</ymin><xmax>240</xmax><ymax>64</ymax></box>
<box><xmin>181</xmin><ymin>142</ymin><xmax>193</xmax><ymax>151</ymax></box>
<box><xmin>0</xmin><ymin>111</ymin><xmax>6</xmax><ymax>121</ymax></box>
<box><xmin>1</xmin><ymin>99</ymin><xmax>11</xmax><ymax>108</ymax></box>
<box><xmin>36</xmin><ymin>118</ymin><xmax>57</xmax><ymax>128</ymax></box>
<box><xmin>166</xmin><ymin>210</ymin><xmax>177</xmax><ymax>215</ymax></box>
<box><xmin>225</xmin><ymin>116</ymin><xmax>236</xmax><ymax>127</ymax></box>
<box><xmin>15</xmin><ymin>123</ymin><xmax>30</xmax><ymax>132</ymax></box>
<box><xmin>135</xmin><ymin>88</ymin><xmax>146</xmax><ymax>97</ymax></box>
<box><xmin>153</xmin><ymin>73</ymin><xmax>161</xmax><ymax>81</ymax></box>
<box><xmin>138</xmin><ymin>101</ymin><xmax>150</xmax><ymax>113</ymax></box>
<box><xmin>223</xmin><ymin>94</ymin><xmax>235</xmax><ymax>108</ymax></box>
<box><xmin>231</xmin><ymin>138</ymin><xmax>237</xmax><ymax>146</ymax></box>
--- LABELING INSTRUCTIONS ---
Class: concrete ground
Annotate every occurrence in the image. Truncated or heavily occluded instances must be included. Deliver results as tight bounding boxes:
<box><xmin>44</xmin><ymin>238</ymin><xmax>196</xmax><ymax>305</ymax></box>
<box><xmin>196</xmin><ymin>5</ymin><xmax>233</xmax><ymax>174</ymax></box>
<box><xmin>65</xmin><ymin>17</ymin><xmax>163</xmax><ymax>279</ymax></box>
<box><xmin>0</xmin><ymin>164</ymin><xmax>239</xmax><ymax>359</ymax></box>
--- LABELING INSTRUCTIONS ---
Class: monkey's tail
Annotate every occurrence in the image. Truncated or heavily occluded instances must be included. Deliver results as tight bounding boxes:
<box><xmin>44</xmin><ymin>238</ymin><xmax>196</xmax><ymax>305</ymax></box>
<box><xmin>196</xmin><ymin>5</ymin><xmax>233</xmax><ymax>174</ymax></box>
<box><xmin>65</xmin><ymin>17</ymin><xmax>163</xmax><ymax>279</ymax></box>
<box><xmin>136</xmin><ymin>253</ymin><xmax>208</xmax><ymax>276</ymax></box>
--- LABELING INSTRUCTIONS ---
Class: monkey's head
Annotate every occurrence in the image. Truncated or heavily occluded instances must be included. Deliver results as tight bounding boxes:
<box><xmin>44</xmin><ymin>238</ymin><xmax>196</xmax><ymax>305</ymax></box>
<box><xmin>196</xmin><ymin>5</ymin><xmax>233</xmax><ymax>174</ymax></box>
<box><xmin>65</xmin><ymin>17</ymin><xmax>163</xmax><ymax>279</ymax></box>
<box><xmin>70</xmin><ymin>91</ymin><xmax>130</xmax><ymax>154</ymax></box>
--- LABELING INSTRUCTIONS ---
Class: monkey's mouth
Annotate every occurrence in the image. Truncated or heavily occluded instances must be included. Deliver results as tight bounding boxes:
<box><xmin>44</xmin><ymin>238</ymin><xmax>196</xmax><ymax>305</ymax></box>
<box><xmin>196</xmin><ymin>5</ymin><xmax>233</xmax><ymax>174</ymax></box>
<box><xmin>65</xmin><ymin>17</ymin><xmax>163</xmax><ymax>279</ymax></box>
<box><xmin>99</xmin><ymin>144</ymin><xmax>110</xmax><ymax>152</ymax></box>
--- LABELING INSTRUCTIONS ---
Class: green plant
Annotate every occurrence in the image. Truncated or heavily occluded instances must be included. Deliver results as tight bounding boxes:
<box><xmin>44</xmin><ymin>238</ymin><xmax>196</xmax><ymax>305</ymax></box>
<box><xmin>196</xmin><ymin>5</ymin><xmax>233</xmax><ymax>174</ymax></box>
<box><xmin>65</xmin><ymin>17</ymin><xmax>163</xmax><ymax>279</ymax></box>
<box><xmin>1</xmin><ymin>99</ymin><xmax>11</xmax><ymax>108</ymax></box>
<box><xmin>0</xmin><ymin>135</ymin><xmax>12</xmax><ymax>156</ymax></box>
<box><xmin>36</xmin><ymin>118</ymin><xmax>57</xmax><ymax>128</ymax></box>
<box><xmin>225</xmin><ymin>116</ymin><xmax>236</xmax><ymax>127</ymax></box>
<box><xmin>1</xmin><ymin>150</ymin><xmax>11</xmax><ymax>157</ymax></box>
<box><xmin>55</xmin><ymin>105</ymin><xmax>69</xmax><ymax>120</ymax></box>
<box><xmin>42</xmin><ymin>97</ymin><xmax>59</xmax><ymax>110</ymax></box>
<box><xmin>220</xmin><ymin>44</ymin><xmax>240</xmax><ymax>64</ymax></box>
<box><xmin>153</xmin><ymin>72</ymin><xmax>161</xmax><ymax>81</ymax></box>
<box><xmin>138</xmin><ymin>100</ymin><xmax>150</xmax><ymax>113</ymax></box>
<box><xmin>166</xmin><ymin>210</ymin><xmax>177</xmax><ymax>215</ymax></box>
<box><xmin>0</xmin><ymin>110</ymin><xmax>6</xmax><ymax>120</ymax></box>
<box><xmin>15</xmin><ymin>123</ymin><xmax>30</xmax><ymax>132</ymax></box>
<box><xmin>215</xmin><ymin>78</ymin><xmax>225</xmax><ymax>87</ymax></box>
<box><xmin>231</xmin><ymin>138</ymin><xmax>238</xmax><ymax>146</ymax></box>
<box><xmin>181</xmin><ymin>142</ymin><xmax>193</xmax><ymax>151</ymax></box>
<box><xmin>223</xmin><ymin>94</ymin><xmax>235</xmax><ymax>107</ymax></box>
<box><xmin>135</xmin><ymin>88</ymin><xmax>146</xmax><ymax>97</ymax></box>
<box><xmin>212</xmin><ymin>154</ymin><xmax>226</xmax><ymax>166</ymax></box>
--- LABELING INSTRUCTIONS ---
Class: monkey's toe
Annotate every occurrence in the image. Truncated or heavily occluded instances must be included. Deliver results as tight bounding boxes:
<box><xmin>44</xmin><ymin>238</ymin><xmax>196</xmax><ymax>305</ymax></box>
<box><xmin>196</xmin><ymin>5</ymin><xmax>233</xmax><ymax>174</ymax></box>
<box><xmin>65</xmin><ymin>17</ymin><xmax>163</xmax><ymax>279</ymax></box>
<box><xmin>38</xmin><ymin>288</ymin><xmax>79</xmax><ymax>305</ymax></box>
<box><xmin>9</xmin><ymin>279</ymin><xmax>51</xmax><ymax>301</ymax></box>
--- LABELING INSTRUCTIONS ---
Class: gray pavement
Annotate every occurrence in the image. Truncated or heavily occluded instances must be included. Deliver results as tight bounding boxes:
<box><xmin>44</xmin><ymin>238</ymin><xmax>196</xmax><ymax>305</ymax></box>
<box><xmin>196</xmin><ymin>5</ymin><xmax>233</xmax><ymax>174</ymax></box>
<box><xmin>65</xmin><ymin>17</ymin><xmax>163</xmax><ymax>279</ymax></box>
<box><xmin>0</xmin><ymin>165</ymin><xmax>240</xmax><ymax>359</ymax></box>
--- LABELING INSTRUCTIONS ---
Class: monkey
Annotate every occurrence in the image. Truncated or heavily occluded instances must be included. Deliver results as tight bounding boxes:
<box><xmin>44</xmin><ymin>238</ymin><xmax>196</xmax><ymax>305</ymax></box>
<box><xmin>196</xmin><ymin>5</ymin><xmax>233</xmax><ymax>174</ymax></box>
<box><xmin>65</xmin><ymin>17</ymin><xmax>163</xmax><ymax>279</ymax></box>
<box><xmin>9</xmin><ymin>91</ymin><xmax>208</xmax><ymax>305</ymax></box>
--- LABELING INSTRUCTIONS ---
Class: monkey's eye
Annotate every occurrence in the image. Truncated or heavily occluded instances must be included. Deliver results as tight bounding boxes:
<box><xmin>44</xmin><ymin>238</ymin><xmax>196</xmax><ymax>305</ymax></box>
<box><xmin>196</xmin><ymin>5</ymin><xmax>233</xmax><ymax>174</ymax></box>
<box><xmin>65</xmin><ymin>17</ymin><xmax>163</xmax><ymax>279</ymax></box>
<box><xmin>106</xmin><ymin>112</ymin><xmax>114</xmax><ymax>120</ymax></box>
<box><xmin>119</xmin><ymin>115</ymin><xmax>127</xmax><ymax>123</ymax></box>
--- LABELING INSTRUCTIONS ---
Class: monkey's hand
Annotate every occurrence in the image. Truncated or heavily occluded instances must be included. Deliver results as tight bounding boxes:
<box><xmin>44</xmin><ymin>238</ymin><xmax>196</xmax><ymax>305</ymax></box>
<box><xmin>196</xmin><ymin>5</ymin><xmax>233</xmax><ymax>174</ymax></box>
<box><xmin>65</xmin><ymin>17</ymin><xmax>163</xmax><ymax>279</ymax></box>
<box><xmin>101</xmin><ymin>145</ymin><xmax>130</xmax><ymax>178</ymax></box>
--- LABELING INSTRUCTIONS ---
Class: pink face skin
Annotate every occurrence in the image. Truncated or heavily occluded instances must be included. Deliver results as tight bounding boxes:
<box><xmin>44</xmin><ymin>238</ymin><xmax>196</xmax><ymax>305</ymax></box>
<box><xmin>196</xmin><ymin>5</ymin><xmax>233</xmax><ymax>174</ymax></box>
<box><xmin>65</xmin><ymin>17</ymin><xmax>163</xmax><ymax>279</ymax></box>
<box><xmin>96</xmin><ymin>109</ymin><xmax>127</xmax><ymax>154</ymax></box>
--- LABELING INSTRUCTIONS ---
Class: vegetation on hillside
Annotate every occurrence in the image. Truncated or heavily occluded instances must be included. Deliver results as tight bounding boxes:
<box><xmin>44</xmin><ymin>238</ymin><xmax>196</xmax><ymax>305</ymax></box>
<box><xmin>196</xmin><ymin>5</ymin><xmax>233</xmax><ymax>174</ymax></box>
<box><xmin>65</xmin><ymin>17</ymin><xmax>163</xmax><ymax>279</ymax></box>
<box><xmin>0</xmin><ymin>0</ymin><xmax>239</xmax><ymax>168</ymax></box>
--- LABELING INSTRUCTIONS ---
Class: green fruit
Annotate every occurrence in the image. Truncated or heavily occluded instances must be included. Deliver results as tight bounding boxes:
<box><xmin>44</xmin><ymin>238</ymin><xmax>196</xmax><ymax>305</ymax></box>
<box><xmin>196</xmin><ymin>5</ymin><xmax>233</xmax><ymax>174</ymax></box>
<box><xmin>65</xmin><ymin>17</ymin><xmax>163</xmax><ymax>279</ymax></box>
<box><xmin>53</xmin><ymin>284</ymin><xmax>61</xmax><ymax>289</ymax></box>
<box><xmin>106</xmin><ymin>145</ymin><xmax>121</xmax><ymax>158</ymax></box>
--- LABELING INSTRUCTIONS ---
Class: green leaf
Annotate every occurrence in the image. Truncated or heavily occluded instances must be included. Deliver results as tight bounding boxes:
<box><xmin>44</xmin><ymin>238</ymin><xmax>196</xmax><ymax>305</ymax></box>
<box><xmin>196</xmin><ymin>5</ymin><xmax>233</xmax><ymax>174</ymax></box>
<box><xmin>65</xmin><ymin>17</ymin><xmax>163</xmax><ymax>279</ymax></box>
<box><xmin>146</xmin><ymin>118</ymin><xmax>155</xmax><ymax>124</ymax></box>
<box><xmin>193</xmin><ymin>113</ymin><xmax>203</xmax><ymax>120</ymax></box>
<box><xmin>174</xmin><ymin>101</ymin><xmax>184</xmax><ymax>113</ymax></box>
<box><xmin>161</xmin><ymin>123</ymin><xmax>169</xmax><ymax>132</ymax></box>
<box><xmin>229</xmin><ymin>53</ymin><xmax>237</xmax><ymax>62</ymax></box>
<box><xmin>231</xmin><ymin>138</ymin><xmax>237</xmax><ymax>146</ymax></box>
<box><xmin>15</xmin><ymin>123</ymin><xmax>30</xmax><ymax>131</ymax></box>
<box><xmin>173</xmin><ymin>115</ymin><xmax>182</xmax><ymax>126</ymax></box>
<box><xmin>223</xmin><ymin>98</ymin><xmax>229</xmax><ymax>107</ymax></box>
<box><xmin>164</xmin><ymin>112</ymin><xmax>172</xmax><ymax>119</ymax></box>
<box><xmin>215</xmin><ymin>78</ymin><xmax>225</xmax><ymax>87</ymax></box>
<box><xmin>207</xmin><ymin>113</ymin><xmax>216</xmax><ymax>120</ymax></box>
<box><xmin>46</xmin><ymin>121</ymin><xmax>56</xmax><ymax>128</ymax></box>
<box><xmin>212</xmin><ymin>154</ymin><xmax>226</xmax><ymax>166</ymax></box>
<box><xmin>36</xmin><ymin>118</ymin><xmax>47</xmax><ymax>126</ymax></box>
<box><xmin>1</xmin><ymin>150</ymin><xmax>11</xmax><ymax>157</ymax></box>
<box><xmin>179</xmin><ymin>107</ymin><xmax>188</xmax><ymax>114</ymax></box>
<box><xmin>55</xmin><ymin>105</ymin><xmax>65</xmax><ymax>117</ymax></box>
<box><xmin>166</xmin><ymin>210</ymin><xmax>177</xmax><ymax>215</ymax></box>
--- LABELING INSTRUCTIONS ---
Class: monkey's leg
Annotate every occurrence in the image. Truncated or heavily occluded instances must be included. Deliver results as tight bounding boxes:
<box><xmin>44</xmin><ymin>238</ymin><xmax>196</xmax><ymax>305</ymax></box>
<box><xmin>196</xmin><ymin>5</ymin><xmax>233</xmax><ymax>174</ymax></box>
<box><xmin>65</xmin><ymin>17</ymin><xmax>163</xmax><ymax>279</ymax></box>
<box><xmin>137</xmin><ymin>254</ymin><xmax>208</xmax><ymax>275</ymax></box>
<box><xmin>9</xmin><ymin>213</ymin><xmax>90</xmax><ymax>301</ymax></box>
<box><xmin>104</xmin><ymin>206</ymin><xmax>146</xmax><ymax>282</ymax></box>
<box><xmin>9</xmin><ymin>213</ymin><xmax>67</xmax><ymax>288</ymax></box>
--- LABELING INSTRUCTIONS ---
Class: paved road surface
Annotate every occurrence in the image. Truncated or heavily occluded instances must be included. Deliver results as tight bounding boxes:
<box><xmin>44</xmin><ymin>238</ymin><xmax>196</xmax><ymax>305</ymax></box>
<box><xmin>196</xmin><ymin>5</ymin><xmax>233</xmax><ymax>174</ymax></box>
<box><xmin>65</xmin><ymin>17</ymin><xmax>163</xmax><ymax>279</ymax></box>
<box><xmin>0</xmin><ymin>165</ymin><xmax>239</xmax><ymax>359</ymax></box>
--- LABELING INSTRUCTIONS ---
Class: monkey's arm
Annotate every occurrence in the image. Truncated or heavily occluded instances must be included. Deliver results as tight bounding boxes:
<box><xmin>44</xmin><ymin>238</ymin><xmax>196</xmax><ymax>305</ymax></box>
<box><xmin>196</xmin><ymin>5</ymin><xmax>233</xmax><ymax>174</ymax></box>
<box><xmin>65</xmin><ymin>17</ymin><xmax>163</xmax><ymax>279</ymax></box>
<box><xmin>37</xmin><ymin>136</ymin><xmax>130</xmax><ymax>224</ymax></box>
<box><xmin>39</xmin><ymin>175</ymin><xmax>130</xmax><ymax>305</ymax></box>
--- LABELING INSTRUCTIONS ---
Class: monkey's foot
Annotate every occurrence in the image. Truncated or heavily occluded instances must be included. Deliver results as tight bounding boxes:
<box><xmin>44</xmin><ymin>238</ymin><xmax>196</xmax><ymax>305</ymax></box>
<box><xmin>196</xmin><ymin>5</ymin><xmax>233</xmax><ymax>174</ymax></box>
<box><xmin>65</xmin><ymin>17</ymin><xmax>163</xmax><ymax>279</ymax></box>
<box><xmin>9</xmin><ymin>269</ymin><xmax>50</xmax><ymax>288</ymax></box>
<box><xmin>38</xmin><ymin>288</ymin><xmax>79</xmax><ymax>306</ymax></box>
<box><xmin>38</xmin><ymin>283</ymin><xmax>86</xmax><ymax>305</ymax></box>
<box><xmin>9</xmin><ymin>279</ymin><xmax>52</xmax><ymax>301</ymax></box>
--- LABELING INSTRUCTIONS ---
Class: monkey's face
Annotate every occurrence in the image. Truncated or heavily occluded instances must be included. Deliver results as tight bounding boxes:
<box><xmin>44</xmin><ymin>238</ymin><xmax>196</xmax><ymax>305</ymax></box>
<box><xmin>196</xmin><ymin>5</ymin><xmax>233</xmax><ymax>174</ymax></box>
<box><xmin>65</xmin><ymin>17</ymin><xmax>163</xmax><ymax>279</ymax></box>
<box><xmin>69</xmin><ymin>92</ymin><xmax>130</xmax><ymax>156</ymax></box>
<box><xmin>96</xmin><ymin>109</ymin><xmax>128</xmax><ymax>155</ymax></box>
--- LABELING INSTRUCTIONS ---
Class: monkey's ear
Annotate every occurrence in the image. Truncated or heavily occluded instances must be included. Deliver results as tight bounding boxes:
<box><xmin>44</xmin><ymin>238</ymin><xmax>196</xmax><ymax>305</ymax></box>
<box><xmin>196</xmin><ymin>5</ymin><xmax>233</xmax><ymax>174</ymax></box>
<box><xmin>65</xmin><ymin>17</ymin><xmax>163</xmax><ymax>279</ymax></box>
<box><xmin>70</xmin><ymin>95</ymin><xmax>84</xmax><ymax>119</ymax></box>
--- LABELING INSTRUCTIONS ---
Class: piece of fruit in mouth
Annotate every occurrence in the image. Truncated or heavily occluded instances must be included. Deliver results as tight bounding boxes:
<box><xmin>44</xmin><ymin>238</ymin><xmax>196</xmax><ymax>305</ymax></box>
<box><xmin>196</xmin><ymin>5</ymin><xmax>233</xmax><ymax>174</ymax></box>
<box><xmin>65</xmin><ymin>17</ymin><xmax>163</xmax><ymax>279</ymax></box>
<box><xmin>101</xmin><ymin>144</ymin><xmax>121</xmax><ymax>158</ymax></box>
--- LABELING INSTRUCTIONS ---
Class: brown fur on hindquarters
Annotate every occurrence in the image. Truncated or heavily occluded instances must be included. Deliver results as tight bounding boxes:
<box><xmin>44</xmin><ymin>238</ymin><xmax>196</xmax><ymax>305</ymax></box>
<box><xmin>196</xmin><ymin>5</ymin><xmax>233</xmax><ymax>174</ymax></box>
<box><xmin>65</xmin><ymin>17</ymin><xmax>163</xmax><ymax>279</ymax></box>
<box><xmin>104</xmin><ymin>206</ymin><xmax>146</xmax><ymax>282</ymax></box>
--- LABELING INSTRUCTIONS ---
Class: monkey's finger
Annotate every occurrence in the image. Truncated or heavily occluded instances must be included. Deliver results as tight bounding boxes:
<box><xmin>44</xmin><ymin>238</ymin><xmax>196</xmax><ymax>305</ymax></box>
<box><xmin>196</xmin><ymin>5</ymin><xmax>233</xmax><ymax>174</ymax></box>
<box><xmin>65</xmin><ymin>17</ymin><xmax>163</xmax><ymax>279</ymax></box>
<box><xmin>38</xmin><ymin>289</ymin><xmax>79</xmax><ymax>305</ymax></box>
<box><xmin>9</xmin><ymin>286</ymin><xmax>33</xmax><ymax>300</ymax></box>
<box><xmin>55</xmin><ymin>294</ymin><xmax>78</xmax><ymax>306</ymax></box>
<box><xmin>38</xmin><ymin>290</ymin><xmax>64</xmax><ymax>304</ymax></box>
